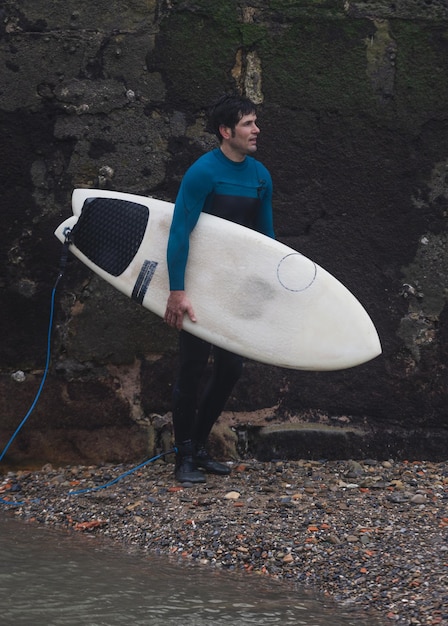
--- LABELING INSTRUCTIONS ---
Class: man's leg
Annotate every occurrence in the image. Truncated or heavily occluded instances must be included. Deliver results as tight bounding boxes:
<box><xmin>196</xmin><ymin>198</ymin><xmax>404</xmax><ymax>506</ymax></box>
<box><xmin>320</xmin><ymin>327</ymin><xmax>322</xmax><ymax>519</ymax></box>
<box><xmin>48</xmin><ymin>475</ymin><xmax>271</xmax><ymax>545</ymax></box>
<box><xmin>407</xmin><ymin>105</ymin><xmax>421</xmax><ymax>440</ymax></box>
<box><xmin>172</xmin><ymin>331</ymin><xmax>210</xmax><ymax>483</ymax></box>
<box><xmin>193</xmin><ymin>346</ymin><xmax>243</xmax><ymax>475</ymax></box>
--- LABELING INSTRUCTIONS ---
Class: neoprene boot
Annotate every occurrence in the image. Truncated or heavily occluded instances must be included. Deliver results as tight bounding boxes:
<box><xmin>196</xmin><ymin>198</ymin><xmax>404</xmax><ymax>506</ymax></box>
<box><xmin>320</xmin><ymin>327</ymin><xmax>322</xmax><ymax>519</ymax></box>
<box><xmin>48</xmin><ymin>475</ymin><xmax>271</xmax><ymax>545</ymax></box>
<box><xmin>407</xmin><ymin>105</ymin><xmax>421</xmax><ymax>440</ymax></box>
<box><xmin>174</xmin><ymin>440</ymin><xmax>206</xmax><ymax>484</ymax></box>
<box><xmin>194</xmin><ymin>445</ymin><xmax>231</xmax><ymax>475</ymax></box>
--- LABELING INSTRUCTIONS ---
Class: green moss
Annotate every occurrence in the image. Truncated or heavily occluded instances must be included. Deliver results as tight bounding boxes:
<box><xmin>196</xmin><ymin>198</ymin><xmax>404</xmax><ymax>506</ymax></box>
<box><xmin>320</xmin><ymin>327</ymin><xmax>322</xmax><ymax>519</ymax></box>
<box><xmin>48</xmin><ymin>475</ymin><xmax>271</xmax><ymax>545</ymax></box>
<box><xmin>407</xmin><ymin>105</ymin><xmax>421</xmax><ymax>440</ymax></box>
<box><xmin>268</xmin><ymin>0</ymin><xmax>345</xmax><ymax>18</ymax></box>
<box><xmin>239</xmin><ymin>23</ymin><xmax>267</xmax><ymax>48</ymax></box>
<box><xmin>153</xmin><ymin>3</ymin><xmax>271</xmax><ymax>107</ymax></box>
<box><xmin>391</xmin><ymin>22</ymin><xmax>448</xmax><ymax>127</ymax></box>
<box><xmin>259</xmin><ymin>18</ymin><xmax>376</xmax><ymax>113</ymax></box>
<box><xmin>153</xmin><ymin>1</ymin><xmax>448</xmax><ymax>128</ymax></box>
<box><xmin>155</xmin><ymin>8</ymin><xmax>240</xmax><ymax>106</ymax></box>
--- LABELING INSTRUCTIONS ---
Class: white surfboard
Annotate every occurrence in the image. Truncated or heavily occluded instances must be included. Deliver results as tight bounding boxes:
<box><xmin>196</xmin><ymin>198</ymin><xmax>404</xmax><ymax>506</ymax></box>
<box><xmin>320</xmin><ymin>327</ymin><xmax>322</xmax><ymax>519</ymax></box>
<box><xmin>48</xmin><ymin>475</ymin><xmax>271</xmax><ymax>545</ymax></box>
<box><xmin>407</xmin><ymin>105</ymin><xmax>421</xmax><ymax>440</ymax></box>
<box><xmin>54</xmin><ymin>189</ymin><xmax>381</xmax><ymax>371</ymax></box>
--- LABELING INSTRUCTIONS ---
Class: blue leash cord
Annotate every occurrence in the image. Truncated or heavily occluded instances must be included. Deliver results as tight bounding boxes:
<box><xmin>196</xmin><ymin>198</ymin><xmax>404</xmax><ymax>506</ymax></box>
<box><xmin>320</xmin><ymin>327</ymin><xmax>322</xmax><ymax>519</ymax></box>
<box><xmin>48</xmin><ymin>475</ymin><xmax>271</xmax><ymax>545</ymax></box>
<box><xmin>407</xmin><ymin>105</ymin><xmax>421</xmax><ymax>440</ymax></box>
<box><xmin>0</xmin><ymin>448</ymin><xmax>175</xmax><ymax>506</ymax></box>
<box><xmin>0</xmin><ymin>275</ymin><xmax>63</xmax><ymax>465</ymax></box>
<box><xmin>0</xmin><ymin>232</ymin><xmax>71</xmax><ymax>464</ymax></box>
<box><xmin>68</xmin><ymin>449</ymin><xmax>175</xmax><ymax>496</ymax></box>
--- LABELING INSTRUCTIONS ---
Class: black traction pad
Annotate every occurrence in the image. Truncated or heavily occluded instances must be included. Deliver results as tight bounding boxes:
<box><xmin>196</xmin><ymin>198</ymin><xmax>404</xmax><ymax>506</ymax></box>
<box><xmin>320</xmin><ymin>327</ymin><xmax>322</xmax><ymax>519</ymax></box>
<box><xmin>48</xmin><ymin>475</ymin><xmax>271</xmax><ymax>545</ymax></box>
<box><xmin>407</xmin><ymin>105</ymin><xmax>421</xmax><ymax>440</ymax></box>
<box><xmin>70</xmin><ymin>197</ymin><xmax>149</xmax><ymax>276</ymax></box>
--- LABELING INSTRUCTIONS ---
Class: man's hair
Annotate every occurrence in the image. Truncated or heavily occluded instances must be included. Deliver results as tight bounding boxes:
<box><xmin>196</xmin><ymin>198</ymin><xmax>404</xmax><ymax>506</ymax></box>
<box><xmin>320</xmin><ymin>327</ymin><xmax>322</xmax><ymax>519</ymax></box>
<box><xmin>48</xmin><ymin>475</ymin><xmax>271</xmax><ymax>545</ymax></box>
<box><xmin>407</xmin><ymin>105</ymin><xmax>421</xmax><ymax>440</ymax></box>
<box><xmin>207</xmin><ymin>94</ymin><xmax>257</xmax><ymax>142</ymax></box>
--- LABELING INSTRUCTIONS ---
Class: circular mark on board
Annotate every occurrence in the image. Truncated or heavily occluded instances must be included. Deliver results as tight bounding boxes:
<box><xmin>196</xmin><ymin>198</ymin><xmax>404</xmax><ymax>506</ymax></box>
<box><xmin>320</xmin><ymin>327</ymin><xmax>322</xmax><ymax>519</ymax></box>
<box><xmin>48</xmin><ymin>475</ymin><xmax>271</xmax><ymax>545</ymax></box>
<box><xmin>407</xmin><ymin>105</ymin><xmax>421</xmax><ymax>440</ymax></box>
<box><xmin>277</xmin><ymin>253</ymin><xmax>317</xmax><ymax>292</ymax></box>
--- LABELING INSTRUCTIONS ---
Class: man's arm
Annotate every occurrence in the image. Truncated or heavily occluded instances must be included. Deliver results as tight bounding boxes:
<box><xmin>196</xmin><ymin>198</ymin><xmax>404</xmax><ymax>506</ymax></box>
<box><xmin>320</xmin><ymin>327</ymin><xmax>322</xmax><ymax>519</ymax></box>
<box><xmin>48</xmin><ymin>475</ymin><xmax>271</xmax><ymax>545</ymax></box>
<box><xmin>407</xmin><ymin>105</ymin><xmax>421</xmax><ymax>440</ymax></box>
<box><xmin>164</xmin><ymin>156</ymin><xmax>213</xmax><ymax>328</ymax></box>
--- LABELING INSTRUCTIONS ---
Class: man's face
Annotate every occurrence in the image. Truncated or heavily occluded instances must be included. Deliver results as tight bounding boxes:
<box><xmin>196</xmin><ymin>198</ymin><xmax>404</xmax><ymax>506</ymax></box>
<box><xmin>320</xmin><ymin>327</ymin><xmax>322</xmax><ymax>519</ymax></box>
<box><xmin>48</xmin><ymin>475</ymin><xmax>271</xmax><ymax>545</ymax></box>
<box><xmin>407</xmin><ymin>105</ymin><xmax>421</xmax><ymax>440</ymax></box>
<box><xmin>220</xmin><ymin>112</ymin><xmax>260</xmax><ymax>161</ymax></box>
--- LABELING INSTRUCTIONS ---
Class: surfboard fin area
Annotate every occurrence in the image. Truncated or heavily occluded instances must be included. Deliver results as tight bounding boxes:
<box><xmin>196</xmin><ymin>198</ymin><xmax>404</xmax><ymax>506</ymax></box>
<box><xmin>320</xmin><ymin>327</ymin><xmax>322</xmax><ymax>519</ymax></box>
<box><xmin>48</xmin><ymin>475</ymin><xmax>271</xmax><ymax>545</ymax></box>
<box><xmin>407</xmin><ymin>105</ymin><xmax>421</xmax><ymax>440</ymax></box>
<box><xmin>54</xmin><ymin>189</ymin><xmax>382</xmax><ymax>371</ymax></box>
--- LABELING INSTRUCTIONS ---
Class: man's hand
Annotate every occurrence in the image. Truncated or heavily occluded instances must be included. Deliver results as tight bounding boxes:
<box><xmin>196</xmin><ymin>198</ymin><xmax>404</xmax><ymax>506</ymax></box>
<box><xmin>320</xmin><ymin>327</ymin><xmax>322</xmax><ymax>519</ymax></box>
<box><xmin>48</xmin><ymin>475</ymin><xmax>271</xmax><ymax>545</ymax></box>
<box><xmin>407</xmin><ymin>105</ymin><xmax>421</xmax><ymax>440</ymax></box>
<box><xmin>164</xmin><ymin>290</ymin><xmax>197</xmax><ymax>330</ymax></box>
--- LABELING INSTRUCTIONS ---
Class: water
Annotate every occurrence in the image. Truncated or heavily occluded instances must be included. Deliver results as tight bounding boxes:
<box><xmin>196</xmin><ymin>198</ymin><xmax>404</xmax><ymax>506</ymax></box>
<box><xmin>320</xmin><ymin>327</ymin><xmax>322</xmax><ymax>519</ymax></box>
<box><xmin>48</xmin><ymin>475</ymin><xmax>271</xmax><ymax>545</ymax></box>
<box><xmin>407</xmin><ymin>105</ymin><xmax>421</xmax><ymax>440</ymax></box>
<box><xmin>0</xmin><ymin>515</ymin><xmax>381</xmax><ymax>626</ymax></box>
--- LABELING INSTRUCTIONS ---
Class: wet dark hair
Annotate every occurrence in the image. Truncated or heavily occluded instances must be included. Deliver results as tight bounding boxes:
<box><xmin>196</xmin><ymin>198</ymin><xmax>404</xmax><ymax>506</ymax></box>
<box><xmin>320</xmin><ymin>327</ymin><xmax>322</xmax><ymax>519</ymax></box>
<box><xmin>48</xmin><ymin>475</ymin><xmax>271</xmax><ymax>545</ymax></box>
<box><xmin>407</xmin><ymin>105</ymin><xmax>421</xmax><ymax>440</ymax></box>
<box><xmin>207</xmin><ymin>94</ymin><xmax>257</xmax><ymax>142</ymax></box>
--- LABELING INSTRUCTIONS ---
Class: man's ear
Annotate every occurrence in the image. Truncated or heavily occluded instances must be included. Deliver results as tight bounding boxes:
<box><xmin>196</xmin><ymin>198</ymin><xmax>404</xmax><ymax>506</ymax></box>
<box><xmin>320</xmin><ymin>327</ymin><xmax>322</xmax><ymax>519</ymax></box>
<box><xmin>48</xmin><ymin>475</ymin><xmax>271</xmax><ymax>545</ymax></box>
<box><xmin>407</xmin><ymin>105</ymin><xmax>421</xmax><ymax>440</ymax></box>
<box><xmin>219</xmin><ymin>124</ymin><xmax>231</xmax><ymax>140</ymax></box>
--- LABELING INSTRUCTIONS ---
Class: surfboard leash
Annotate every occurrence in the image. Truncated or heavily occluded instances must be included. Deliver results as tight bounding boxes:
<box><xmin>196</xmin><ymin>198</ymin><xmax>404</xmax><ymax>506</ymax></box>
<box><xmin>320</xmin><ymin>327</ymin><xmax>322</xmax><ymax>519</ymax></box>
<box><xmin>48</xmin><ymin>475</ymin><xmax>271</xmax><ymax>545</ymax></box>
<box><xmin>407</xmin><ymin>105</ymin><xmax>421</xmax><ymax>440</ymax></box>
<box><xmin>0</xmin><ymin>448</ymin><xmax>176</xmax><ymax>507</ymax></box>
<box><xmin>0</xmin><ymin>232</ymin><xmax>73</xmax><ymax>465</ymax></box>
<box><xmin>0</xmin><ymin>230</ymin><xmax>176</xmax><ymax>505</ymax></box>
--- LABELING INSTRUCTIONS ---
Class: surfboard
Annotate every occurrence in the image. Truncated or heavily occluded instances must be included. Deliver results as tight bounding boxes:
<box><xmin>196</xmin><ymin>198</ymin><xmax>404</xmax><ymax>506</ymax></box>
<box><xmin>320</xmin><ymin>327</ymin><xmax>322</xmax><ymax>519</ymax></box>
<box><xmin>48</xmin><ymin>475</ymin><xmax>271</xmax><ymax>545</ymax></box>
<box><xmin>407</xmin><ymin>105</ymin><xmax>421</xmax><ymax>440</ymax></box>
<box><xmin>54</xmin><ymin>189</ymin><xmax>381</xmax><ymax>371</ymax></box>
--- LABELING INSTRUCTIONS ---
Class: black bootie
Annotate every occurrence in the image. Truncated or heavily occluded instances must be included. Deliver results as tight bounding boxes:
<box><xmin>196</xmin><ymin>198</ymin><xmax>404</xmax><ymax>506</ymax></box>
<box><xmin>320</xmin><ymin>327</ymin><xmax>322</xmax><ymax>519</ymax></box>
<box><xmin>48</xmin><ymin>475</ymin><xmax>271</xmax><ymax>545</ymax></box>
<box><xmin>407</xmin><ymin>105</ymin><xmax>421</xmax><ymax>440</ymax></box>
<box><xmin>174</xmin><ymin>440</ymin><xmax>206</xmax><ymax>484</ymax></box>
<box><xmin>194</xmin><ymin>445</ymin><xmax>231</xmax><ymax>476</ymax></box>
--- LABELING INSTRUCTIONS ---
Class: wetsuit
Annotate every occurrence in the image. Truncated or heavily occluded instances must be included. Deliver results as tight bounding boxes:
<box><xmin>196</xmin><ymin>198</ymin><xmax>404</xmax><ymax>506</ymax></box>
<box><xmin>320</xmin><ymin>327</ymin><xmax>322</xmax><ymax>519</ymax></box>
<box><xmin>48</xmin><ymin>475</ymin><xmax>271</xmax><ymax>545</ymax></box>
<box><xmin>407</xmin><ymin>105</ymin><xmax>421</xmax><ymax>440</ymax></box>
<box><xmin>167</xmin><ymin>147</ymin><xmax>274</xmax><ymax>445</ymax></box>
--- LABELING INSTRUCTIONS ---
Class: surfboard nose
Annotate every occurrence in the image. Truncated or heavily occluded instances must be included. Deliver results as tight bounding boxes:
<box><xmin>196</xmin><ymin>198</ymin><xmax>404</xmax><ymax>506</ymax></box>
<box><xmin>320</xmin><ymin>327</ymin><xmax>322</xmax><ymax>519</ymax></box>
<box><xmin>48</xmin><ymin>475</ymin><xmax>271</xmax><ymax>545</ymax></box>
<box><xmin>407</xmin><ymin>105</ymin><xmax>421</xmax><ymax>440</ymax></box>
<box><xmin>346</xmin><ymin>322</ymin><xmax>382</xmax><ymax>369</ymax></box>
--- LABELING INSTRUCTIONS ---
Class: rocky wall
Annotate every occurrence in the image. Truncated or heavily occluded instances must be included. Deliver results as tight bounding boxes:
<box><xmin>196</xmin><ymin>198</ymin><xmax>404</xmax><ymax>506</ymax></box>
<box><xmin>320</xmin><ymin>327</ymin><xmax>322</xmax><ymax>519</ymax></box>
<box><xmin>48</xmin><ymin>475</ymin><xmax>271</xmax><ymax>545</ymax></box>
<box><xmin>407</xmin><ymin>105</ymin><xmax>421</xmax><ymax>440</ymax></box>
<box><xmin>1</xmin><ymin>0</ymin><xmax>447</xmax><ymax>465</ymax></box>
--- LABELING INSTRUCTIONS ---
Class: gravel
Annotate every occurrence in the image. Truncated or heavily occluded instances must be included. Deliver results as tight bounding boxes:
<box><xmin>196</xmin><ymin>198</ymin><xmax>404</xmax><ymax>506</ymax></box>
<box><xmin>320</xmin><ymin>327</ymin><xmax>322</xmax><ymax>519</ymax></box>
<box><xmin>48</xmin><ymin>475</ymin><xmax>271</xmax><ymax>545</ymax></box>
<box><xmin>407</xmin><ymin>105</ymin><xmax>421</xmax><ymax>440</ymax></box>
<box><xmin>1</xmin><ymin>456</ymin><xmax>448</xmax><ymax>625</ymax></box>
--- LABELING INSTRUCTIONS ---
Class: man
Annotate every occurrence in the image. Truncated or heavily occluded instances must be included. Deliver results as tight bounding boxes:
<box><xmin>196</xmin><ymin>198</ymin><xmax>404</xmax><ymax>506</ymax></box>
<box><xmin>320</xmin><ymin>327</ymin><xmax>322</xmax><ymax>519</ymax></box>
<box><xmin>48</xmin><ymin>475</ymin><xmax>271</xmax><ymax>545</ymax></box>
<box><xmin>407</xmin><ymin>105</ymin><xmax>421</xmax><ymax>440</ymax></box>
<box><xmin>164</xmin><ymin>93</ymin><xmax>274</xmax><ymax>484</ymax></box>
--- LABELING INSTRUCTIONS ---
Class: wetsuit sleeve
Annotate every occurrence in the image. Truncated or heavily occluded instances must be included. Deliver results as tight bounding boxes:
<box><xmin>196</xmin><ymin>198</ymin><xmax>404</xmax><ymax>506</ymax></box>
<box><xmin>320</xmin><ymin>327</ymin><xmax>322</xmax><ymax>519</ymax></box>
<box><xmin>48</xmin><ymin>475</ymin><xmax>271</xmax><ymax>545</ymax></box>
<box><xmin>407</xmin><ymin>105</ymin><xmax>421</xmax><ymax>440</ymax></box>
<box><xmin>167</xmin><ymin>163</ymin><xmax>213</xmax><ymax>291</ymax></box>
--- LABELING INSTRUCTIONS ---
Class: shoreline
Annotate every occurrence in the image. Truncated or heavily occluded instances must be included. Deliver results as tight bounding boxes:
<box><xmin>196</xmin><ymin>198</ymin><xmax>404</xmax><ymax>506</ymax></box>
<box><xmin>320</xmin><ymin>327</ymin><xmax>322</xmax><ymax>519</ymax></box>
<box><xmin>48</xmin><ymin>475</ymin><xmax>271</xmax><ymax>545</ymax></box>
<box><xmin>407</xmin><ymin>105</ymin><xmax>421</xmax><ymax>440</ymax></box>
<box><xmin>1</xmin><ymin>457</ymin><xmax>447</xmax><ymax>625</ymax></box>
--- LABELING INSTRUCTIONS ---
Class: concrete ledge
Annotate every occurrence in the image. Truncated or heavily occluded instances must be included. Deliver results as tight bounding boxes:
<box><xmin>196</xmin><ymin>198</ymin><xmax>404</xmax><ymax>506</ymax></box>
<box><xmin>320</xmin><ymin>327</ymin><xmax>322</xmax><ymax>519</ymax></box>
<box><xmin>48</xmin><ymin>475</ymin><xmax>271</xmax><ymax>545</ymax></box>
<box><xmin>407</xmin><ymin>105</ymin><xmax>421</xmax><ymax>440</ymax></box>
<box><xmin>247</xmin><ymin>423</ymin><xmax>448</xmax><ymax>462</ymax></box>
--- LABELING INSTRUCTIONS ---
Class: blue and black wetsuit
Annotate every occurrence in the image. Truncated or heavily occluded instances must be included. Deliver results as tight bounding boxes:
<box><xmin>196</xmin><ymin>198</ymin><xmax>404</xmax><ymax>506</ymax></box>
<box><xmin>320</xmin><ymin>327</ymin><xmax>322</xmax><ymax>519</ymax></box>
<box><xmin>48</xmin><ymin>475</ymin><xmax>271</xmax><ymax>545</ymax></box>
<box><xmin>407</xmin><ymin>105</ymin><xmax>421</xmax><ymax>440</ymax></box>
<box><xmin>167</xmin><ymin>148</ymin><xmax>274</xmax><ymax>290</ymax></box>
<box><xmin>167</xmin><ymin>147</ymin><xmax>274</xmax><ymax>445</ymax></box>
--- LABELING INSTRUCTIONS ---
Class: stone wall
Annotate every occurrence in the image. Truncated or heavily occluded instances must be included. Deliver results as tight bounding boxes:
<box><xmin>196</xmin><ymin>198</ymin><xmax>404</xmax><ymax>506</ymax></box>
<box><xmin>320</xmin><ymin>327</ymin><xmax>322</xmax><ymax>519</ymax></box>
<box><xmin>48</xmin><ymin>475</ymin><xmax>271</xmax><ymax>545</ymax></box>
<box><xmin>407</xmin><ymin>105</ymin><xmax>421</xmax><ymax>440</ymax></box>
<box><xmin>1</xmin><ymin>0</ymin><xmax>447</xmax><ymax>465</ymax></box>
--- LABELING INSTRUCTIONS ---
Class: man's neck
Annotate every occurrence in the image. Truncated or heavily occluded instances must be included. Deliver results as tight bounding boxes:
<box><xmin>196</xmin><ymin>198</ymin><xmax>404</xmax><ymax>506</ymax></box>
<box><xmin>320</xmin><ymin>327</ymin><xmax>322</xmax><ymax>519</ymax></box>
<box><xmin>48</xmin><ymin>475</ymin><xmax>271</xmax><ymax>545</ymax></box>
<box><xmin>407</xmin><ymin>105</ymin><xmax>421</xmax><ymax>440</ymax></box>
<box><xmin>219</xmin><ymin>144</ymin><xmax>246</xmax><ymax>163</ymax></box>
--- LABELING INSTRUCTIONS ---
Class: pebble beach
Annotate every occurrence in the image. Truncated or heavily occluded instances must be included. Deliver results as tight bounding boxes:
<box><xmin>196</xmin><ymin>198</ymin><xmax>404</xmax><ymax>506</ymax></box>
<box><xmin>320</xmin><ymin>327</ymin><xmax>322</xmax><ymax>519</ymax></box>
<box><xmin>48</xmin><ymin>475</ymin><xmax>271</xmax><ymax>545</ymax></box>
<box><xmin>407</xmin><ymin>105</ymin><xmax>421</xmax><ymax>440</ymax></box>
<box><xmin>1</xmin><ymin>456</ymin><xmax>447</xmax><ymax>625</ymax></box>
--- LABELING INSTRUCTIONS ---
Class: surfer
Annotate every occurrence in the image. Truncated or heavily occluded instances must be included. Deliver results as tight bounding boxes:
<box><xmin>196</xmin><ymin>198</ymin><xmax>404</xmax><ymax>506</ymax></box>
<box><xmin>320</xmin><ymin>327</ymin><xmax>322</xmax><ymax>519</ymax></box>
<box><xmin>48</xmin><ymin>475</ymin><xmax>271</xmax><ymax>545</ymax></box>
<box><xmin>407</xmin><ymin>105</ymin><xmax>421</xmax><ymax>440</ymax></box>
<box><xmin>164</xmin><ymin>93</ymin><xmax>275</xmax><ymax>484</ymax></box>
